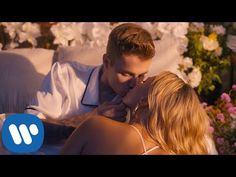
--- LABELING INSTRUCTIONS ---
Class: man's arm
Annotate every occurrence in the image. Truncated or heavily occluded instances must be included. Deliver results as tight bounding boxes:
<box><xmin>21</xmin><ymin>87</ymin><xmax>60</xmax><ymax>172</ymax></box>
<box><xmin>57</xmin><ymin>99</ymin><xmax>128</xmax><ymax>128</ymax></box>
<box><xmin>41</xmin><ymin>109</ymin><xmax>99</xmax><ymax>144</ymax></box>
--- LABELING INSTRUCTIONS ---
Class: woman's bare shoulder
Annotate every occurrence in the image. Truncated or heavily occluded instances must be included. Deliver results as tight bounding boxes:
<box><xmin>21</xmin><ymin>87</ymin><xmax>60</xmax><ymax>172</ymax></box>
<box><xmin>82</xmin><ymin>116</ymin><xmax>130</xmax><ymax>135</ymax></box>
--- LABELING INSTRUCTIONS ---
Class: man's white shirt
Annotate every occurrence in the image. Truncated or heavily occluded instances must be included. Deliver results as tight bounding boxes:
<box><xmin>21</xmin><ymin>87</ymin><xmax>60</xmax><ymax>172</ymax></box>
<box><xmin>25</xmin><ymin>61</ymin><xmax>102</xmax><ymax>120</ymax></box>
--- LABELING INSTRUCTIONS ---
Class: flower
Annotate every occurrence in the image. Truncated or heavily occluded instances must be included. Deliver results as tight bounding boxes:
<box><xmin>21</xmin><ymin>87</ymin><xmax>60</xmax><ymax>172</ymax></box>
<box><xmin>18</xmin><ymin>22</ymin><xmax>41</xmax><ymax>47</ymax></box>
<box><xmin>217</xmin><ymin>113</ymin><xmax>225</xmax><ymax>123</ymax></box>
<box><xmin>209</xmin><ymin>126</ymin><xmax>215</xmax><ymax>133</ymax></box>
<box><xmin>200</xmin><ymin>34</ymin><xmax>219</xmax><ymax>51</ymax></box>
<box><xmin>156</xmin><ymin>22</ymin><xmax>190</xmax><ymax>55</ymax></box>
<box><xmin>1</xmin><ymin>22</ymin><xmax>23</xmax><ymax>39</ymax></box>
<box><xmin>221</xmin><ymin>93</ymin><xmax>231</xmax><ymax>103</ymax></box>
<box><xmin>134</xmin><ymin>22</ymin><xmax>158</xmax><ymax>39</ymax></box>
<box><xmin>210</xmin><ymin>25</ymin><xmax>226</xmax><ymax>35</ymax></box>
<box><xmin>180</xmin><ymin>57</ymin><xmax>193</xmax><ymax>69</ymax></box>
<box><xmin>226</xmin><ymin>102</ymin><xmax>234</xmax><ymax>109</ymax></box>
<box><xmin>187</xmin><ymin>67</ymin><xmax>202</xmax><ymax>88</ymax></box>
<box><xmin>0</xmin><ymin>43</ymin><xmax>2</xmax><ymax>50</ymax></box>
<box><xmin>156</xmin><ymin>22</ymin><xmax>189</xmax><ymax>38</ymax></box>
<box><xmin>216</xmin><ymin>137</ymin><xmax>225</xmax><ymax>145</ymax></box>
<box><xmin>178</xmin><ymin>57</ymin><xmax>202</xmax><ymax>88</ymax></box>
<box><xmin>6</xmin><ymin>42</ymin><xmax>19</xmax><ymax>49</ymax></box>
<box><xmin>228</xmin><ymin>107</ymin><xmax>236</xmax><ymax>119</ymax></box>
<box><xmin>232</xmin><ymin>85</ymin><xmax>236</xmax><ymax>91</ymax></box>
<box><xmin>50</xmin><ymin>22</ymin><xmax>79</xmax><ymax>46</ymax></box>
<box><xmin>85</xmin><ymin>22</ymin><xmax>112</xmax><ymax>47</ymax></box>
<box><xmin>189</xmin><ymin>22</ymin><xmax>204</xmax><ymax>32</ymax></box>
<box><xmin>177</xmin><ymin>36</ymin><xmax>189</xmax><ymax>55</ymax></box>
<box><xmin>0</xmin><ymin>22</ymin><xmax>42</xmax><ymax>48</ymax></box>
<box><xmin>205</xmin><ymin>86</ymin><xmax>236</xmax><ymax>154</ymax></box>
<box><xmin>178</xmin><ymin>22</ymin><xmax>231</xmax><ymax>96</ymax></box>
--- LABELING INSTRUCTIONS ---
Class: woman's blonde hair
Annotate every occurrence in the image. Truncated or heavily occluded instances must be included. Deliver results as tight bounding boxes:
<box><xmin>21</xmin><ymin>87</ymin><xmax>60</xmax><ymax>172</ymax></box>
<box><xmin>142</xmin><ymin>71</ymin><xmax>211</xmax><ymax>154</ymax></box>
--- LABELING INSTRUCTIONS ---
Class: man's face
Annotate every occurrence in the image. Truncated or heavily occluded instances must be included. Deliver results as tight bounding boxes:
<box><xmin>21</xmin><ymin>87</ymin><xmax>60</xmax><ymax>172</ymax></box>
<box><xmin>105</xmin><ymin>54</ymin><xmax>152</xmax><ymax>97</ymax></box>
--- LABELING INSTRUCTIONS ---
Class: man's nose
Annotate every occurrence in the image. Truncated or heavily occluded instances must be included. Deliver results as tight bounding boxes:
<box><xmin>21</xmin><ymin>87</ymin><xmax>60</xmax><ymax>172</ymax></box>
<box><xmin>129</xmin><ymin>77</ymin><xmax>140</xmax><ymax>89</ymax></box>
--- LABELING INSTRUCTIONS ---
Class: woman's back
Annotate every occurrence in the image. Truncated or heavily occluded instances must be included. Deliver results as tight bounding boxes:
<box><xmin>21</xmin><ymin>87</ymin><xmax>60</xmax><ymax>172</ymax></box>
<box><xmin>61</xmin><ymin>117</ymin><xmax>168</xmax><ymax>155</ymax></box>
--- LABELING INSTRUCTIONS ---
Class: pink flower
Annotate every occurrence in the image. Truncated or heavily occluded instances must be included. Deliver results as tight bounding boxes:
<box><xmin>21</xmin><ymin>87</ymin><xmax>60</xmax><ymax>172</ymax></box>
<box><xmin>227</xmin><ymin>106</ymin><xmax>236</xmax><ymax>119</ymax></box>
<box><xmin>232</xmin><ymin>85</ymin><xmax>236</xmax><ymax>91</ymax></box>
<box><xmin>228</xmin><ymin>107</ymin><xmax>236</xmax><ymax>114</ymax></box>
<box><xmin>230</xmin><ymin>113</ymin><xmax>236</xmax><ymax>119</ymax></box>
<box><xmin>225</xmin><ymin>103</ymin><xmax>233</xmax><ymax>109</ymax></box>
<box><xmin>208</xmin><ymin>126</ymin><xmax>214</xmax><ymax>133</ymax></box>
<box><xmin>219</xmin><ymin>147</ymin><xmax>225</xmax><ymax>154</ymax></box>
<box><xmin>221</xmin><ymin>93</ymin><xmax>231</xmax><ymax>103</ymax></box>
<box><xmin>216</xmin><ymin>137</ymin><xmax>224</xmax><ymax>145</ymax></box>
<box><xmin>233</xmin><ymin>142</ymin><xmax>236</xmax><ymax>147</ymax></box>
<box><xmin>217</xmin><ymin>113</ymin><xmax>225</xmax><ymax>123</ymax></box>
<box><xmin>201</xmin><ymin>102</ymin><xmax>208</xmax><ymax>108</ymax></box>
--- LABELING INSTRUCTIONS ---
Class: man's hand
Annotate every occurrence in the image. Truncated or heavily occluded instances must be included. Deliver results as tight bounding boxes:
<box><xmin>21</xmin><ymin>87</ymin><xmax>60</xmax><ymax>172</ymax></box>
<box><xmin>96</xmin><ymin>96</ymin><xmax>127</xmax><ymax>122</ymax></box>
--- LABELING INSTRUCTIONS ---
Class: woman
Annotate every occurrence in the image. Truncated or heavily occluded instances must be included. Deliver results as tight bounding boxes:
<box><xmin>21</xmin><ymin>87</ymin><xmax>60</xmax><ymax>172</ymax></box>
<box><xmin>60</xmin><ymin>71</ymin><xmax>216</xmax><ymax>155</ymax></box>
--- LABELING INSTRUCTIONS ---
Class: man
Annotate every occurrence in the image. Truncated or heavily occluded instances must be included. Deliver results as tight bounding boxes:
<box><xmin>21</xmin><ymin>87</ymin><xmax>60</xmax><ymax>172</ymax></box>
<box><xmin>25</xmin><ymin>23</ymin><xmax>156</xmax><ymax>128</ymax></box>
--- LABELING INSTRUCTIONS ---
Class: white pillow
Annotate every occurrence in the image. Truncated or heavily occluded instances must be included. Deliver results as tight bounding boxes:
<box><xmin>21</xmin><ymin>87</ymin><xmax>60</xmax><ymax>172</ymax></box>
<box><xmin>0</xmin><ymin>48</ymin><xmax>55</xmax><ymax>113</ymax></box>
<box><xmin>4</xmin><ymin>48</ymin><xmax>55</xmax><ymax>75</ymax></box>
<box><xmin>57</xmin><ymin>46</ymin><xmax>105</xmax><ymax>66</ymax></box>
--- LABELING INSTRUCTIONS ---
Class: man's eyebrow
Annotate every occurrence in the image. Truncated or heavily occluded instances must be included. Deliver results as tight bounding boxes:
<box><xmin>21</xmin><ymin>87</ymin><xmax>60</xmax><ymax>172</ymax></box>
<box><xmin>121</xmin><ymin>70</ymin><xmax>148</xmax><ymax>76</ymax></box>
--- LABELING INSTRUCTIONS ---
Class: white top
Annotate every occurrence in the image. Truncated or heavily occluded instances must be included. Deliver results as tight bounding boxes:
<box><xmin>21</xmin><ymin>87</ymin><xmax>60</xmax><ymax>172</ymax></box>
<box><xmin>25</xmin><ymin>61</ymin><xmax>102</xmax><ymax>120</ymax></box>
<box><xmin>130</xmin><ymin>125</ymin><xmax>159</xmax><ymax>155</ymax></box>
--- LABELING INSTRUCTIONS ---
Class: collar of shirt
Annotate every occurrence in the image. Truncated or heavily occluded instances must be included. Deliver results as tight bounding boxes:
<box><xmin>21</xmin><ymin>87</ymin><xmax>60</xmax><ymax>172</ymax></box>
<box><xmin>81</xmin><ymin>65</ymin><xmax>102</xmax><ymax>107</ymax></box>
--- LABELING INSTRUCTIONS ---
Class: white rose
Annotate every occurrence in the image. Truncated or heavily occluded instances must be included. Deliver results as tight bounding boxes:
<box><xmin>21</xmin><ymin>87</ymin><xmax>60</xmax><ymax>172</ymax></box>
<box><xmin>177</xmin><ymin>36</ymin><xmax>189</xmax><ymax>55</ymax></box>
<box><xmin>188</xmin><ymin>67</ymin><xmax>202</xmax><ymax>88</ymax></box>
<box><xmin>200</xmin><ymin>35</ymin><xmax>219</xmax><ymax>51</ymax></box>
<box><xmin>156</xmin><ymin>22</ymin><xmax>173</xmax><ymax>34</ymax></box>
<box><xmin>181</xmin><ymin>57</ymin><xmax>193</xmax><ymax>70</ymax></box>
<box><xmin>80</xmin><ymin>22</ymin><xmax>111</xmax><ymax>47</ymax></box>
<box><xmin>70</xmin><ymin>23</ymin><xmax>86</xmax><ymax>47</ymax></box>
<box><xmin>172</xmin><ymin>23</ymin><xmax>189</xmax><ymax>38</ymax></box>
<box><xmin>135</xmin><ymin>22</ymin><xmax>158</xmax><ymax>39</ymax></box>
<box><xmin>21</xmin><ymin>22</ymin><xmax>41</xmax><ymax>37</ymax></box>
<box><xmin>91</xmin><ymin>23</ymin><xmax>111</xmax><ymax>47</ymax></box>
<box><xmin>51</xmin><ymin>23</ymin><xmax>77</xmax><ymax>46</ymax></box>
<box><xmin>2</xmin><ymin>22</ymin><xmax>23</xmax><ymax>39</ymax></box>
<box><xmin>189</xmin><ymin>22</ymin><xmax>204</xmax><ymax>32</ymax></box>
<box><xmin>156</xmin><ymin>22</ymin><xmax>189</xmax><ymax>39</ymax></box>
<box><xmin>210</xmin><ymin>25</ymin><xmax>226</xmax><ymax>35</ymax></box>
<box><xmin>17</xmin><ymin>22</ymin><xmax>41</xmax><ymax>47</ymax></box>
<box><xmin>6</xmin><ymin>42</ymin><xmax>19</xmax><ymax>49</ymax></box>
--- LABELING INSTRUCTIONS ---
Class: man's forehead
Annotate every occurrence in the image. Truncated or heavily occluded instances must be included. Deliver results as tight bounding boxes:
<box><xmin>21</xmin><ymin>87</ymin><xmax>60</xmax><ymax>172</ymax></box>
<box><xmin>114</xmin><ymin>56</ymin><xmax>152</xmax><ymax>73</ymax></box>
